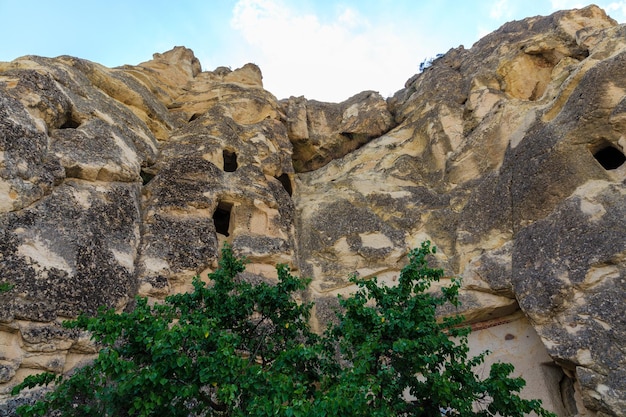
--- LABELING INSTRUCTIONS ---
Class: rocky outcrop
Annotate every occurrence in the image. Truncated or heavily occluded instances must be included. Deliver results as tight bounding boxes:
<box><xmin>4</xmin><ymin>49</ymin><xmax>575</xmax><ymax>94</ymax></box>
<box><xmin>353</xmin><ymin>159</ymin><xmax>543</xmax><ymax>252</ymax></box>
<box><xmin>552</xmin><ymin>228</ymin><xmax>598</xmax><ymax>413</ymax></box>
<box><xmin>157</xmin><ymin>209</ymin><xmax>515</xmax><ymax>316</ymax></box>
<box><xmin>296</xmin><ymin>7</ymin><xmax>626</xmax><ymax>415</ymax></box>
<box><xmin>1</xmin><ymin>5</ymin><xmax>625</xmax><ymax>416</ymax></box>
<box><xmin>281</xmin><ymin>91</ymin><xmax>395</xmax><ymax>172</ymax></box>
<box><xmin>0</xmin><ymin>49</ymin><xmax>299</xmax><ymax>402</ymax></box>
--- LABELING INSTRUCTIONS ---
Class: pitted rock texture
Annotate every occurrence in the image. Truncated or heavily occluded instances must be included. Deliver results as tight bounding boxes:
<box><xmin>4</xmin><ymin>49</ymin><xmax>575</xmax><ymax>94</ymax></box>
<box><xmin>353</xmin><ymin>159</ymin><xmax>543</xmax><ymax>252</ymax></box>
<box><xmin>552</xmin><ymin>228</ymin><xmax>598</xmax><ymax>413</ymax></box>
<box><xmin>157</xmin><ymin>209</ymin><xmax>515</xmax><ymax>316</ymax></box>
<box><xmin>296</xmin><ymin>6</ymin><xmax>625</xmax><ymax>416</ymax></box>
<box><xmin>0</xmin><ymin>6</ymin><xmax>625</xmax><ymax>416</ymax></box>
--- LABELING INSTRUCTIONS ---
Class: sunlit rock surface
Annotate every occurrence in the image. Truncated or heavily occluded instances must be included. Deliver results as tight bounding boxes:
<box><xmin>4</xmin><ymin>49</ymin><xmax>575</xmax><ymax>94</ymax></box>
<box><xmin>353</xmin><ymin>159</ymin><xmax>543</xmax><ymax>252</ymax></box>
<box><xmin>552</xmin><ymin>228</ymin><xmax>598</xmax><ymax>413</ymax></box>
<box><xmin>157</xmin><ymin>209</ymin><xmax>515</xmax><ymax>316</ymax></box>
<box><xmin>1</xmin><ymin>5</ymin><xmax>625</xmax><ymax>416</ymax></box>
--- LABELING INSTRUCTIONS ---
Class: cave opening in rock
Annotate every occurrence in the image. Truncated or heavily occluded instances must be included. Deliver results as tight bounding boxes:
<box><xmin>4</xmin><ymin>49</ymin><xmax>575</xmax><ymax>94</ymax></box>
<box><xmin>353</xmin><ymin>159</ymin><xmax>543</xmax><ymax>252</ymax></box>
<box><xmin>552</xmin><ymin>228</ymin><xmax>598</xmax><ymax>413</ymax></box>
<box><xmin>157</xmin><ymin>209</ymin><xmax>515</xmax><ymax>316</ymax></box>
<box><xmin>60</xmin><ymin>112</ymin><xmax>80</xmax><ymax>129</ymax></box>
<box><xmin>593</xmin><ymin>145</ymin><xmax>626</xmax><ymax>170</ymax></box>
<box><xmin>213</xmin><ymin>202</ymin><xmax>233</xmax><ymax>237</ymax></box>
<box><xmin>188</xmin><ymin>113</ymin><xmax>202</xmax><ymax>122</ymax></box>
<box><xmin>223</xmin><ymin>149</ymin><xmax>238</xmax><ymax>172</ymax></box>
<box><xmin>140</xmin><ymin>170</ymin><xmax>155</xmax><ymax>186</ymax></box>
<box><xmin>275</xmin><ymin>173</ymin><xmax>293</xmax><ymax>197</ymax></box>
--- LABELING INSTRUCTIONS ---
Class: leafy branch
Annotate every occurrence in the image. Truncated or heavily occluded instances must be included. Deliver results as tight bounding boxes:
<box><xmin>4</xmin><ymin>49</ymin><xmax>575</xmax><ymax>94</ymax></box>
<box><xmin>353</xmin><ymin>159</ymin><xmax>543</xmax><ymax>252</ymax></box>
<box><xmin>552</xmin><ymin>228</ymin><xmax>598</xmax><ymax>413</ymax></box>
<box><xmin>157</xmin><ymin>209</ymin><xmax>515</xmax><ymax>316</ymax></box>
<box><xmin>12</xmin><ymin>242</ymin><xmax>556</xmax><ymax>417</ymax></box>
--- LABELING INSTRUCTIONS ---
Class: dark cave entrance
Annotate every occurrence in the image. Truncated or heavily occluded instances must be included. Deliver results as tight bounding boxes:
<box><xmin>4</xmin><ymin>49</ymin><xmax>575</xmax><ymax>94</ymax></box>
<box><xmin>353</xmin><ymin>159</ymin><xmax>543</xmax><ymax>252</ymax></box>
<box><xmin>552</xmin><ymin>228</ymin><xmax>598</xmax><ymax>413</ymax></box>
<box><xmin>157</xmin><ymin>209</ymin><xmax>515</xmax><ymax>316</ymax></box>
<box><xmin>223</xmin><ymin>149</ymin><xmax>238</xmax><ymax>172</ymax></box>
<box><xmin>593</xmin><ymin>145</ymin><xmax>626</xmax><ymax>170</ymax></box>
<box><xmin>275</xmin><ymin>173</ymin><xmax>293</xmax><ymax>197</ymax></box>
<box><xmin>188</xmin><ymin>113</ymin><xmax>202</xmax><ymax>122</ymax></box>
<box><xmin>140</xmin><ymin>170</ymin><xmax>155</xmax><ymax>186</ymax></box>
<box><xmin>60</xmin><ymin>111</ymin><xmax>81</xmax><ymax>129</ymax></box>
<box><xmin>213</xmin><ymin>201</ymin><xmax>233</xmax><ymax>237</ymax></box>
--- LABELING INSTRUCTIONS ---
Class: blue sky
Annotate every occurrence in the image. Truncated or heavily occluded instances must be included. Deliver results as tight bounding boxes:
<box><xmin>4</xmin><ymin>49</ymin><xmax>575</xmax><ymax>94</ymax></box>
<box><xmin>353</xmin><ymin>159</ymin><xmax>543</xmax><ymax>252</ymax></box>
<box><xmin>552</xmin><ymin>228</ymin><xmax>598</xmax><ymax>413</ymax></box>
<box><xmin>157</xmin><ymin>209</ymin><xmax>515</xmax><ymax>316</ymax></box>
<box><xmin>1</xmin><ymin>0</ymin><xmax>625</xmax><ymax>102</ymax></box>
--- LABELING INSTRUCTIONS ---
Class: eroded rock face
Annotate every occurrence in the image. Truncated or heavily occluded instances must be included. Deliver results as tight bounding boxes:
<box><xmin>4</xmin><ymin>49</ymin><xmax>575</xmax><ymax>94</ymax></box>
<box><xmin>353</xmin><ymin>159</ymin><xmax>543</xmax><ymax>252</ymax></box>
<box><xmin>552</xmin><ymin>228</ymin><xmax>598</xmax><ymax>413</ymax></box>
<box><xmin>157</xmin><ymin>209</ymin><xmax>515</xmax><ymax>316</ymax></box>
<box><xmin>1</xmin><ymin>6</ymin><xmax>625</xmax><ymax>416</ymax></box>
<box><xmin>0</xmin><ymin>46</ymin><xmax>301</xmax><ymax>414</ymax></box>
<box><xmin>297</xmin><ymin>6</ymin><xmax>625</xmax><ymax>416</ymax></box>
<box><xmin>281</xmin><ymin>90</ymin><xmax>395</xmax><ymax>172</ymax></box>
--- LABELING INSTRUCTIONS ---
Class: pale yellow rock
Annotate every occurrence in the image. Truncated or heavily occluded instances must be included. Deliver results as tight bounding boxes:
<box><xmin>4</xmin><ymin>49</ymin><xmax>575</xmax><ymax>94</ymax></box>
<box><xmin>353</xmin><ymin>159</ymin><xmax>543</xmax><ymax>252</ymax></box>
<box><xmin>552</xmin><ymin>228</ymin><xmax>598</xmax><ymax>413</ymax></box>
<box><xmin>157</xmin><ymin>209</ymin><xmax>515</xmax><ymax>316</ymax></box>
<box><xmin>1</xmin><ymin>5</ymin><xmax>625</xmax><ymax>416</ymax></box>
<box><xmin>466</xmin><ymin>313</ymin><xmax>572</xmax><ymax>416</ymax></box>
<box><xmin>0</xmin><ymin>179</ymin><xmax>15</xmax><ymax>212</ymax></box>
<box><xmin>223</xmin><ymin>63</ymin><xmax>263</xmax><ymax>87</ymax></box>
<box><xmin>16</xmin><ymin>236</ymin><xmax>72</xmax><ymax>274</ymax></box>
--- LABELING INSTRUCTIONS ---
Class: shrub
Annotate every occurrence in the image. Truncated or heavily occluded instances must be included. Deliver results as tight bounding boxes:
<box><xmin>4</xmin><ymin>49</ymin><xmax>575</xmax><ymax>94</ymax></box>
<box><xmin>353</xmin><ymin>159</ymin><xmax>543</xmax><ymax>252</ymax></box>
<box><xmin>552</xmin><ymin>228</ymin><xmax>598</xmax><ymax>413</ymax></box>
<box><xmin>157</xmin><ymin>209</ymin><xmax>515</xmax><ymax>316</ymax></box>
<box><xmin>12</xmin><ymin>242</ymin><xmax>555</xmax><ymax>417</ymax></box>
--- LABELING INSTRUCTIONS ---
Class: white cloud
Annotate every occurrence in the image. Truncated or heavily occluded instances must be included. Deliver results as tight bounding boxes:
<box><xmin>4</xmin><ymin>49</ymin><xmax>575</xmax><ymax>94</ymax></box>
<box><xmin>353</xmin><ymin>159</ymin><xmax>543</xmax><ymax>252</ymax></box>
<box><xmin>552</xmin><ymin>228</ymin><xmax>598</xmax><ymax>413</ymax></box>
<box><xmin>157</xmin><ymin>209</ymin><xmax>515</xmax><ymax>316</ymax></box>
<box><xmin>224</xmin><ymin>0</ymin><xmax>626</xmax><ymax>102</ymax></box>
<box><xmin>550</xmin><ymin>0</ymin><xmax>587</xmax><ymax>10</ymax></box>
<box><xmin>336</xmin><ymin>5</ymin><xmax>363</xmax><ymax>29</ymax></box>
<box><xmin>489</xmin><ymin>0</ymin><xmax>510</xmax><ymax>20</ymax></box>
<box><xmin>550</xmin><ymin>1</ymin><xmax>626</xmax><ymax>21</ymax></box>
<box><xmin>229</xmin><ymin>0</ymin><xmax>434</xmax><ymax>102</ymax></box>
<box><xmin>603</xmin><ymin>1</ymin><xmax>626</xmax><ymax>21</ymax></box>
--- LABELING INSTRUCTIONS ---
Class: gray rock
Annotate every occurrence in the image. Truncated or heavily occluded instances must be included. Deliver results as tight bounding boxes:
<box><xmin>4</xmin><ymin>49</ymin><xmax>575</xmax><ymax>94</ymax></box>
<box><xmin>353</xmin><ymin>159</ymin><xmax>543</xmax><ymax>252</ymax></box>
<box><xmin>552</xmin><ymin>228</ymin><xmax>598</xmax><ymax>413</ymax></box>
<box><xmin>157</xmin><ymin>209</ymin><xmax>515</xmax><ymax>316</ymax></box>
<box><xmin>1</xmin><ymin>5</ymin><xmax>625</xmax><ymax>415</ymax></box>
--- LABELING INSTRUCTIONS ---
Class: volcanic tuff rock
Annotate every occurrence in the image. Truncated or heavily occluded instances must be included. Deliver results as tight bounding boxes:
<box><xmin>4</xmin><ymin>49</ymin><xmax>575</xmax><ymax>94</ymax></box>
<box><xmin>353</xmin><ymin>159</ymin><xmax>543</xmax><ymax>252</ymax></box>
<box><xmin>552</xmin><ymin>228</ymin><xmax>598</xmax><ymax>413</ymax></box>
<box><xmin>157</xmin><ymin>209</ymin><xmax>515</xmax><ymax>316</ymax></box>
<box><xmin>0</xmin><ymin>5</ymin><xmax>625</xmax><ymax>416</ymax></box>
<box><xmin>281</xmin><ymin>91</ymin><xmax>395</xmax><ymax>172</ymax></box>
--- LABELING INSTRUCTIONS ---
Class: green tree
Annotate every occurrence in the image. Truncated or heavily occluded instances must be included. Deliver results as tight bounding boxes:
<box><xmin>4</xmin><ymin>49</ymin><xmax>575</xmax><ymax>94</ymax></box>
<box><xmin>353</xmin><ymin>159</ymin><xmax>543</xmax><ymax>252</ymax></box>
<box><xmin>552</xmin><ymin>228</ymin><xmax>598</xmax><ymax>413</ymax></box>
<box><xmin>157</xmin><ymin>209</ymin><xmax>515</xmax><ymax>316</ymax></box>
<box><xmin>12</xmin><ymin>242</ymin><xmax>555</xmax><ymax>417</ymax></box>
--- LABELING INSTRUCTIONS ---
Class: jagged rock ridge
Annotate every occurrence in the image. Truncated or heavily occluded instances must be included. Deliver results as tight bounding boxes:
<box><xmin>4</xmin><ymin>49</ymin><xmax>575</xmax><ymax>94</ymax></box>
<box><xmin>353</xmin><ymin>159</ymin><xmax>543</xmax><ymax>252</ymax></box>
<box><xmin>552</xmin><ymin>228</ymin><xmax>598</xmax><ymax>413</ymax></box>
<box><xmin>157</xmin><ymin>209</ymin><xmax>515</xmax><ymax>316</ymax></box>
<box><xmin>1</xmin><ymin>5</ymin><xmax>625</xmax><ymax>416</ymax></box>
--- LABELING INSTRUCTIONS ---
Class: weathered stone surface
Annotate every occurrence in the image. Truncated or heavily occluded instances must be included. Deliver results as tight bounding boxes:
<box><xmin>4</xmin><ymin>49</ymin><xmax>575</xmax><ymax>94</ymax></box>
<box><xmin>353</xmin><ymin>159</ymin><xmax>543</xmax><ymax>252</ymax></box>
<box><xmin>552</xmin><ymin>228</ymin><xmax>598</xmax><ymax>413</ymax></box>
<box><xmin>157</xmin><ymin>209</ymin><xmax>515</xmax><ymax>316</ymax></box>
<box><xmin>1</xmin><ymin>5</ymin><xmax>625</xmax><ymax>416</ymax></box>
<box><xmin>0</xmin><ymin>87</ymin><xmax>64</xmax><ymax>213</ymax></box>
<box><xmin>513</xmin><ymin>182</ymin><xmax>626</xmax><ymax>415</ymax></box>
<box><xmin>136</xmin><ymin>75</ymin><xmax>295</xmax><ymax>296</ymax></box>
<box><xmin>281</xmin><ymin>90</ymin><xmax>395</xmax><ymax>172</ymax></box>
<box><xmin>466</xmin><ymin>313</ymin><xmax>576</xmax><ymax>417</ymax></box>
<box><xmin>0</xmin><ymin>181</ymin><xmax>140</xmax><ymax>321</ymax></box>
<box><xmin>296</xmin><ymin>6</ymin><xmax>625</xmax><ymax>415</ymax></box>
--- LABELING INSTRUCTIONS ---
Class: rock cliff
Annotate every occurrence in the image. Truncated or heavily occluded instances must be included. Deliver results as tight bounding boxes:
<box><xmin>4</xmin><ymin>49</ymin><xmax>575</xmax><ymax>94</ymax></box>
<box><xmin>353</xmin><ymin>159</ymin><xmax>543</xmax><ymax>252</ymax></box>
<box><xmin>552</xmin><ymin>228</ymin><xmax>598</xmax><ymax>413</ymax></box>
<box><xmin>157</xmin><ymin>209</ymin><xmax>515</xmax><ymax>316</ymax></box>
<box><xmin>0</xmin><ymin>5</ymin><xmax>625</xmax><ymax>416</ymax></box>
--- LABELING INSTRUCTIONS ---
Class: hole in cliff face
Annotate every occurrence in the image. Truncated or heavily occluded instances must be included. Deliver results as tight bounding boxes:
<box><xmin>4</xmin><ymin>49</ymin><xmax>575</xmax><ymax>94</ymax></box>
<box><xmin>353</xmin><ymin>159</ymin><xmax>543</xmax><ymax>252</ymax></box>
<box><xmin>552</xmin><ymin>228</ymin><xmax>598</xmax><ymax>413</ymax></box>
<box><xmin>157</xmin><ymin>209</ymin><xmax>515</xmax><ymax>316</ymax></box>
<box><xmin>188</xmin><ymin>113</ymin><xmax>202</xmax><ymax>122</ymax></box>
<box><xmin>593</xmin><ymin>145</ymin><xmax>626</xmax><ymax>170</ymax></box>
<box><xmin>60</xmin><ymin>112</ymin><xmax>81</xmax><ymax>129</ymax></box>
<box><xmin>213</xmin><ymin>202</ymin><xmax>233</xmax><ymax>237</ymax></box>
<box><xmin>65</xmin><ymin>165</ymin><xmax>83</xmax><ymax>178</ymax></box>
<box><xmin>275</xmin><ymin>173</ymin><xmax>293</xmax><ymax>197</ymax></box>
<box><xmin>223</xmin><ymin>150</ymin><xmax>238</xmax><ymax>172</ymax></box>
<box><xmin>140</xmin><ymin>170</ymin><xmax>155</xmax><ymax>186</ymax></box>
<box><xmin>559</xmin><ymin>373</ymin><xmax>578</xmax><ymax>415</ymax></box>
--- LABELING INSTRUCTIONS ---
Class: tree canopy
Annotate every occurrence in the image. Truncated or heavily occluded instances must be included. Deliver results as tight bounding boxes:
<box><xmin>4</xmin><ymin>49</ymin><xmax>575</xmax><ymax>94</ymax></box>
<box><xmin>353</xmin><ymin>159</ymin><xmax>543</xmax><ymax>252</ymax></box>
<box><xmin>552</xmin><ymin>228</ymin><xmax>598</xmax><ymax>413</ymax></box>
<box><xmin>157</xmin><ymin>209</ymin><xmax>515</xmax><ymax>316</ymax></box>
<box><xmin>12</xmin><ymin>242</ymin><xmax>556</xmax><ymax>417</ymax></box>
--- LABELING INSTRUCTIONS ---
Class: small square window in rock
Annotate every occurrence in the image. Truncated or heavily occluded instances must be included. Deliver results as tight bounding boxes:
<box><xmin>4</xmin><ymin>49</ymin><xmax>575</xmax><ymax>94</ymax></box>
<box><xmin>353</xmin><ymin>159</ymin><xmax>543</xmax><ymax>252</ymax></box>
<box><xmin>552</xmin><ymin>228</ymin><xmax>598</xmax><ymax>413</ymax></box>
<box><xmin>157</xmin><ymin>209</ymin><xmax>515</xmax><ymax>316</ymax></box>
<box><xmin>593</xmin><ymin>145</ymin><xmax>626</xmax><ymax>170</ymax></box>
<box><xmin>223</xmin><ymin>150</ymin><xmax>238</xmax><ymax>172</ymax></box>
<box><xmin>213</xmin><ymin>202</ymin><xmax>233</xmax><ymax>237</ymax></box>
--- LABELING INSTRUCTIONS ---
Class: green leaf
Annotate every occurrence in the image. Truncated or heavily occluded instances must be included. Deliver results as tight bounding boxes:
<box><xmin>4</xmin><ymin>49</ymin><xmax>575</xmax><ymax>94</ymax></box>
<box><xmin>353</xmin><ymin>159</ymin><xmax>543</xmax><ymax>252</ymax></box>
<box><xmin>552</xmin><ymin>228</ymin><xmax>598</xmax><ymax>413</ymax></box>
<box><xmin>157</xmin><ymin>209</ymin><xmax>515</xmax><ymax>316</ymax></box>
<box><xmin>10</xmin><ymin>242</ymin><xmax>555</xmax><ymax>417</ymax></box>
